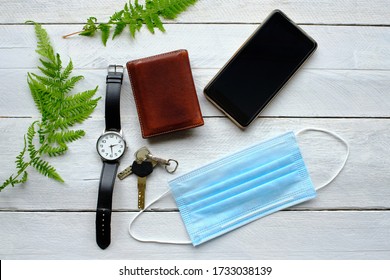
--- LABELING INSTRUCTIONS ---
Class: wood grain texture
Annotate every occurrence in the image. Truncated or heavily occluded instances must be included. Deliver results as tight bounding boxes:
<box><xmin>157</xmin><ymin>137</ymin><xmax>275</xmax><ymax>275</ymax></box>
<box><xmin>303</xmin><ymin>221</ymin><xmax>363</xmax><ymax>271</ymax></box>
<box><xmin>0</xmin><ymin>211</ymin><xmax>388</xmax><ymax>260</ymax></box>
<box><xmin>1</xmin><ymin>118</ymin><xmax>389</xmax><ymax>211</ymax></box>
<box><xmin>2</xmin><ymin>69</ymin><xmax>390</xmax><ymax>117</ymax></box>
<box><xmin>1</xmin><ymin>0</ymin><xmax>390</xmax><ymax>25</ymax></box>
<box><xmin>1</xmin><ymin>25</ymin><xmax>390</xmax><ymax>70</ymax></box>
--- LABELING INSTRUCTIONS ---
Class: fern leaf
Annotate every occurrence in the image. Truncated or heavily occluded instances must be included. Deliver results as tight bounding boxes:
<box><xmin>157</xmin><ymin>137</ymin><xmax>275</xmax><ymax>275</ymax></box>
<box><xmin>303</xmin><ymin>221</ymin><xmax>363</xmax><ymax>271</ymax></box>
<box><xmin>68</xmin><ymin>0</ymin><xmax>198</xmax><ymax>44</ymax></box>
<box><xmin>41</xmin><ymin>143</ymin><xmax>68</xmax><ymax>157</ymax></box>
<box><xmin>31</xmin><ymin>157</ymin><xmax>64</xmax><ymax>182</ymax></box>
<box><xmin>111</xmin><ymin>10</ymin><xmax>124</xmax><ymax>21</ymax></box>
<box><xmin>33</xmin><ymin>23</ymin><xmax>56</xmax><ymax>63</ymax></box>
<box><xmin>39</xmin><ymin>58</ymin><xmax>60</xmax><ymax>74</ymax></box>
<box><xmin>79</xmin><ymin>17</ymin><xmax>99</xmax><ymax>37</ymax></box>
<box><xmin>30</xmin><ymin>73</ymin><xmax>61</xmax><ymax>90</ymax></box>
<box><xmin>20</xmin><ymin>171</ymin><xmax>28</xmax><ymax>184</ymax></box>
<box><xmin>60</xmin><ymin>75</ymin><xmax>84</xmax><ymax>94</ymax></box>
<box><xmin>61</xmin><ymin>60</ymin><xmax>73</xmax><ymax>81</ymax></box>
<box><xmin>63</xmin><ymin>87</ymin><xmax>99</xmax><ymax>107</ymax></box>
<box><xmin>0</xmin><ymin>176</ymin><xmax>15</xmax><ymax>190</ymax></box>
<box><xmin>152</xmin><ymin>13</ymin><xmax>165</xmax><ymax>32</ymax></box>
<box><xmin>27</xmin><ymin>122</ymin><xmax>39</xmax><ymax>160</ymax></box>
<box><xmin>48</xmin><ymin>130</ymin><xmax>85</xmax><ymax>144</ymax></box>
<box><xmin>15</xmin><ymin>136</ymin><xmax>28</xmax><ymax>169</ymax></box>
<box><xmin>27</xmin><ymin>74</ymin><xmax>44</xmax><ymax>115</ymax></box>
<box><xmin>99</xmin><ymin>24</ymin><xmax>111</xmax><ymax>46</ymax></box>
<box><xmin>1</xmin><ymin>23</ymin><xmax>99</xmax><ymax>191</ymax></box>
<box><xmin>60</xmin><ymin>99</ymin><xmax>99</xmax><ymax>119</ymax></box>
<box><xmin>160</xmin><ymin>0</ymin><xmax>197</xmax><ymax>19</ymax></box>
<box><xmin>55</xmin><ymin>53</ymin><xmax>62</xmax><ymax>69</ymax></box>
<box><xmin>27</xmin><ymin>76</ymin><xmax>62</xmax><ymax>109</ymax></box>
<box><xmin>112</xmin><ymin>22</ymin><xmax>126</xmax><ymax>39</ymax></box>
<box><xmin>37</xmin><ymin>65</ymin><xmax>58</xmax><ymax>78</ymax></box>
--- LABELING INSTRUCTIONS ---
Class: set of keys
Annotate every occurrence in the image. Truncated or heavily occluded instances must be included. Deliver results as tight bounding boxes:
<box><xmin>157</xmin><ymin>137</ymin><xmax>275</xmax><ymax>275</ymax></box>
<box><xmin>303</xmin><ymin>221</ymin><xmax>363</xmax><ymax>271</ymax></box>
<box><xmin>117</xmin><ymin>147</ymin><xmax>178</xmax><ymax>210</ymax></box>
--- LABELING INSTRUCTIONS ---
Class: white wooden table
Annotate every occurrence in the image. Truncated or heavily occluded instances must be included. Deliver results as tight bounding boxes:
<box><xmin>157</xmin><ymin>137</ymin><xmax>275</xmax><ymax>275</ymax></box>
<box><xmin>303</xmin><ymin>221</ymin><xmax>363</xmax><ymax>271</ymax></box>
<box><xmin>1</xmin><ymin>0</ymin><xmax>389</xmax><ymax>260</ymax></box>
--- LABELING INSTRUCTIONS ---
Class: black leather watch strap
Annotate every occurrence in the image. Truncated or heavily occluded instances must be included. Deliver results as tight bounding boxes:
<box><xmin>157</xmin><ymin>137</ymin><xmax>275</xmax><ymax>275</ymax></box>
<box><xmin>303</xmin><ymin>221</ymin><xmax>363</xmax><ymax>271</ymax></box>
<box><xmin>96</xmin><ymin>161</ymin><xmax>119</xmax><ymax>249</ymax></box>
<box><xmin>96</xmin><ymin>65</ymin><xmax>124</xmax><ymax>249</ymax></box>
<box><xmin>105</xmin><ymin>65</ymin><xmax>123</xmax><ymax>131</ymax></box>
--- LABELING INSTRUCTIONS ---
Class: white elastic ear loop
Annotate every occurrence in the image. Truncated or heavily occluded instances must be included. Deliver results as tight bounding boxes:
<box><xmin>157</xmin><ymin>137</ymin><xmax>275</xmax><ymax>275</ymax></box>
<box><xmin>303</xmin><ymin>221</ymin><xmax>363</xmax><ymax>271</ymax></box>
<box><xmin>296</xmin><ymin>128</ymin><xmax>350</xmax><ymax>191</ymax></box>
<box><xmin>128</xmin><ymin>188</ymin><xmax>192</xmax><ymax>245</ymax></box>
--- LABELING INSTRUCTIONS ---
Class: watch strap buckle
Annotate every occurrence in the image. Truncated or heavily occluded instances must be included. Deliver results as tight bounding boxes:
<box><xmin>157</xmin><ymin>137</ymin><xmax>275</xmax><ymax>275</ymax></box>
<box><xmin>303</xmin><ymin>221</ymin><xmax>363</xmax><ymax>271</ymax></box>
<box><xmin>107</xmin><ymin>65</ymin><xmax>124</xmax><ymax>84</ymax></box>
<box><xmin>107</xmin><ymin>64</ymin><xmax>124</xmax><ymax>74</ymax></box>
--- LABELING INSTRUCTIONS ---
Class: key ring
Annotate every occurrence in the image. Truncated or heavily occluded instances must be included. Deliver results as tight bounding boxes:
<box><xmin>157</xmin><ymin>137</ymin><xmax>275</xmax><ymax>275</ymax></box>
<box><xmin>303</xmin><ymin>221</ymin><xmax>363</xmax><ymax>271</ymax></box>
<box><xmin>165</xmin><ymin>159</ymin><xmax>179</xmax><ymax>174</ymax></box>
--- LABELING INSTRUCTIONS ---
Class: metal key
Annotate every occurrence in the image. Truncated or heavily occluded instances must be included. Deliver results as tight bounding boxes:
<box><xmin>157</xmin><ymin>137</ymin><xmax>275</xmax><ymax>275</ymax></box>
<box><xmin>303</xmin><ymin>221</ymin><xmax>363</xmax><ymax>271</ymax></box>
<box><xmin>117</xmin><ymin>147</ymin><xmax>158</xmax><ymax>180</ymax></box>
<box><xmin>131</xmin><ymin>160</ymin><xmax>154</xmax><ymax>210</ymax></box>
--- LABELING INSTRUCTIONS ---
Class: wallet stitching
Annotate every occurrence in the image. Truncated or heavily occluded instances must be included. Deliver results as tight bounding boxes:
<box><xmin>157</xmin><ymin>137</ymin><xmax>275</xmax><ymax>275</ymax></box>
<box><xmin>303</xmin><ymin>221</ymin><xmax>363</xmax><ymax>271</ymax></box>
<box><xmin>126</xmin><ymin>49</ymin><xmax>204</xmax><ymax>138</ymax></box>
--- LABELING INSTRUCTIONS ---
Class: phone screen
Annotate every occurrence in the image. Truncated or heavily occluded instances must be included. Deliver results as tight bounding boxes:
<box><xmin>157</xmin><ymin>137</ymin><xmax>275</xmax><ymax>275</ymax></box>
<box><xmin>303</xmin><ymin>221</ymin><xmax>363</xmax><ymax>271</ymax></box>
<box><xmin>204</xmin><ymin>10</ymin><xmax>317</xmax><ymax>127</ymax></box>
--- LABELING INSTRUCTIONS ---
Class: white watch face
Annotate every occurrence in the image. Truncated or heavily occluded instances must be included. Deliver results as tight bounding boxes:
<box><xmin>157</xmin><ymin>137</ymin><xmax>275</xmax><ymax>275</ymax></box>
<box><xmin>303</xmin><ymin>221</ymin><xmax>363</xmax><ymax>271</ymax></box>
<box><xmin>97</xmin><ymin>132</ymin><xmax>126</xmax><ymax>161</ymax></box>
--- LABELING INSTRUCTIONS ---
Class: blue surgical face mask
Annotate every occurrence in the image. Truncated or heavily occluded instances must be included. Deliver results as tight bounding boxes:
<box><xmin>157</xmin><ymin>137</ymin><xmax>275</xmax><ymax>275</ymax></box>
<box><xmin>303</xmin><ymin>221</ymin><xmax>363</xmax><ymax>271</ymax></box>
<box><xmin>129</xmin><ymin>128</ymin><xmax>349</xmax><ymax>246</ymax></box>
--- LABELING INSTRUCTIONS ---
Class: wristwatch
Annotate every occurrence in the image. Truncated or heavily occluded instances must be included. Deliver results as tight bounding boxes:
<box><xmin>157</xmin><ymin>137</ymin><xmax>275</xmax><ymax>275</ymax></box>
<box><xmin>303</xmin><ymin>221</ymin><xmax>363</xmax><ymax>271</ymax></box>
<box><xmin>95</xmin><ymin>65</ymin><xmax>126</xmax><ymax>249</ymax></box>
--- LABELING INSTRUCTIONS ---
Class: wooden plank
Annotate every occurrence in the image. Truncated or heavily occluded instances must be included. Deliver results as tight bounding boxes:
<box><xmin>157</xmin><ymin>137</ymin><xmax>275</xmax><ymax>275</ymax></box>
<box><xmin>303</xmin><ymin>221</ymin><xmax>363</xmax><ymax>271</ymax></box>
<box><xmin>1</xmin><ymin>0</ymin><xmax>390</xmax><ymax>25</ymax></box>
<box><xmin>2</xmin><ymin>69</ymin><xmax>390</xmax><ymax>118</ymax></box>
<box><xmin>1</xmin><ymin>25</ymin><xmax>390</xmax><ymax>70</ymax></box>
<box><xmin>1</xmin><ymin>118</ymin><xmax>389</xmax><ymax>210</ymax></box>
<box><xmin>0</xmin><ymin>211</ymin><xmax>389</xmax><ymax>259</ymax></box>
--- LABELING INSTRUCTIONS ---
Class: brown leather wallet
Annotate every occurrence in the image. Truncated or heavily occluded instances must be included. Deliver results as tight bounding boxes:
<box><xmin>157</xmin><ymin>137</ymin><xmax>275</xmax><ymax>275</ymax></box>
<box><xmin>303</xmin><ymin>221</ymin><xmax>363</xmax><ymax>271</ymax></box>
<box><xmin>126</xmin><ymin>50</ymin><xmax>204</xmax><ymax>138</ymax></box>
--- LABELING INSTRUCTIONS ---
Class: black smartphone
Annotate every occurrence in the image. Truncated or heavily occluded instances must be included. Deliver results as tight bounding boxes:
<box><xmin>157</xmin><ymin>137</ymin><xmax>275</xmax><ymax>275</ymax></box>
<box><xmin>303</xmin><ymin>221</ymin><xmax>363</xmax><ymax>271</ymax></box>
<box><xmin>204</xmin><ymin>10</ymin><xmax>317</xmax><ymax>128</ymax></box>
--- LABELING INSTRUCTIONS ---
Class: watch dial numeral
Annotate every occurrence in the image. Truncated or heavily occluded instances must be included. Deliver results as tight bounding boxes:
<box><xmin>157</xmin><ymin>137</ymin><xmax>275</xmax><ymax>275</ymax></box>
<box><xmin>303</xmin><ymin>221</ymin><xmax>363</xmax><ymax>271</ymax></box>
<box><xmin>101</xmin><ymin>149</ymin><xmax>105</xmax><ymax>153</ymax></box>
<box><xmin>120</xmin><ymin>145</ymin><xmax>123</xmax><ymax>148</ymax></box>
<box><xmin>118</xmin><ymin>150</ymin><xmax>121</xmax><ymax>153</ymax></box>
<box><xmin>100</xmin><ymin>144</ymin><xmax>103</xmax><ymax>148</ymax></box>
<box><xmin>102</xmin><ymin>140</ymin><xmax>106</xmax><ymax>143</ymax></box>
<box><xmin>105</xmin><ymin>153</ymin><xmax>108</xmax><ymax>156</ymax></box>
<box><xmin>110</xmin><ymin>135</ymin><xmax>114</xmax><ymax>138</ymax></box>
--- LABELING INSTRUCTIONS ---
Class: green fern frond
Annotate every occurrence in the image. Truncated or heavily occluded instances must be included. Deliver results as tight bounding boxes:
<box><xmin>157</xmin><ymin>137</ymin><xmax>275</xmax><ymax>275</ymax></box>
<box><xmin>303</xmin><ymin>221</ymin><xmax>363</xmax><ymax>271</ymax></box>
<box><xmin>31</xmin><ymin>157</ymin><xmax>64</xmax><ymax>182</ymax></box>
<box><xmin>41</xmin><ymin>143</ymin><xmax>68</xmax><ymax>157</ymax></box>
<box><xmin>48</xmin><ymin>130</ymin><xmax>85</xmax><ymax>144</ymax></box>
<box><xmin>60</xmin><ymin>99</ymin><xmax>99</xmax><ymax>119</ymax></box>
<box><xmin>63</xmin><ymin>0</ymin><xmax>198</xmax><ymax>45</ymax></box>
<box><xmin>63</xmin><ymin>87</ymin><xmax>99</xmax><ymax>106</ymax></box>
<box><xmin>61</xmin><ymin>60</ymin><xmax>73</xmax><ymax>81</ymax></box>
<box><xmin>15</xmin><ymin>136</ymin><xmax>28</xmax><ymax>170</ymax></box>
<box><xmin>1</xmin><ymin>23</ymin><xmax>99</xmax><ymax>191</ymax></box>
<box><xmin>27</xmin><ymin>74</ymin><xmax>44</xmax><ymax>115</ymax></box>
<box><xmin>32</xmin><ymin>23</ymin><xmax>56</xmax><ymax>63</ymax></box>
<box><xmin>99</xmin><ymin>24</ymin><xmax>111</xmax><ymax>46</ymax></box>
<box><xmin>27</xmin><ymin>121</ymin><xmax>38</xmax><ymax>160</ymax></box>
<box><xmin>60</xmin><ymin>75</ymin><xmax>84</xmax><ymax>94</ymax></box>
<box><xmin>39</xmin><ymin>58</ymin><xmax>59</xmax><ymax>74</ymax></box>
<box><xmin>30</xmin><ymin>73</ymin><xmax>61</xmax><ymax>90</ymax></box>
<box><xmin>79</xmin><ymin>17</ymin><xmax>99</xmax><ymax>36</ymax></box>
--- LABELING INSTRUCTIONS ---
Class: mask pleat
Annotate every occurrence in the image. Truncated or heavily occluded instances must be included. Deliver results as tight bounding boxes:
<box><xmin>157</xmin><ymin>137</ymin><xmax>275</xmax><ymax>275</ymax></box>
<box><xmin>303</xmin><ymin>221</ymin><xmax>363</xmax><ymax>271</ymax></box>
<box><xmin>179</xmin><ymin>151</ymin><xmax>302</xmax><ymax>209</ymax></box>
<box><xmin>172</xmin><ymin>138</ymin><xmax>289</xmax><ymax>194</ymax></box>
<box><xmin>169</xmin><ymin>132</ymin><xmax>317</xmax><ymax>246</ymax></box>
<box><xmin>182</xmin><ymin>160</ymin><xmax>306</xmax><ymax>225</ymax></box>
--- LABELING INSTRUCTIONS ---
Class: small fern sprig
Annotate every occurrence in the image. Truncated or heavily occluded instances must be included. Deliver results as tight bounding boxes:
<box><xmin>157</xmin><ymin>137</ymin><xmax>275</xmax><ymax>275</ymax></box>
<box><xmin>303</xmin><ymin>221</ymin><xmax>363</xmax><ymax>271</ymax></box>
<box><xmin>0</xmin><ymin>22</ymin><xmax>100</xmax><ymax>192</ymax></box>
<box><xmin>63</xmin><ymin>0</ymin><xmax>198</xmax><ymax>46</ymax></box>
